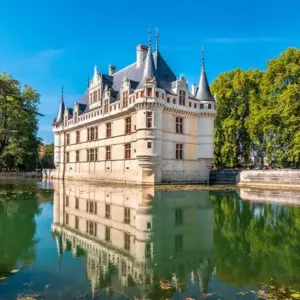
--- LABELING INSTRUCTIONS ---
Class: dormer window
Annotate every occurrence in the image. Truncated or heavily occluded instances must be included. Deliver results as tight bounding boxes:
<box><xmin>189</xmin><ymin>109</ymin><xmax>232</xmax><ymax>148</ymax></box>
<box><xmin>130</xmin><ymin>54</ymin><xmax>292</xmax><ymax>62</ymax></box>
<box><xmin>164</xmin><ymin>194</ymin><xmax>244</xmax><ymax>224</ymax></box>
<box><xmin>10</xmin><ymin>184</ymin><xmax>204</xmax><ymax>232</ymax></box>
<box><xmin>147</xmin><ymin>88</ymin><xmax>152</xmax><ymax>97</ymax></box>
<box><xmin>179</xmin><ymin>90</ymin><xmax>185</xmax><ymax>106</ymax></box>
<box><xmin>104</xmin><ymin>99</ymin><xmax>109</xmax><ymax>113</ymax></box>
<box><xmin>141</xmin><ymin>91</ymin><xmax>145</xmax><ymax>97</ymax></box>
<box><xmin>74</xmin><ymin>112</ymin><xmax>78</xmax><ymax>123</ymax></box>
<box><xmin>64</xmin><ymin>115</ymin><xmax>68</xmax><ymax>127</ymax></box>
<box><xmin>123</xmin><ymin>91</ymin><xmax>128</xmax><ymax>108</ymax></box>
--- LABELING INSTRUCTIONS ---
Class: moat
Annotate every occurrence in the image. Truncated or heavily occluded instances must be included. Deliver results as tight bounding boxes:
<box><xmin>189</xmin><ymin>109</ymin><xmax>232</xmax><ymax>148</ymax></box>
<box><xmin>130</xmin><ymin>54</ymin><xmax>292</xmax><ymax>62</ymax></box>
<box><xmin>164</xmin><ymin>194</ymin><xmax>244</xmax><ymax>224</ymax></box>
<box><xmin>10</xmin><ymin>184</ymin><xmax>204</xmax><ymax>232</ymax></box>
<box><xmin>1</xmin><ymin>180</ymin><xmax>300</xmax><ymax>300</ymax></box>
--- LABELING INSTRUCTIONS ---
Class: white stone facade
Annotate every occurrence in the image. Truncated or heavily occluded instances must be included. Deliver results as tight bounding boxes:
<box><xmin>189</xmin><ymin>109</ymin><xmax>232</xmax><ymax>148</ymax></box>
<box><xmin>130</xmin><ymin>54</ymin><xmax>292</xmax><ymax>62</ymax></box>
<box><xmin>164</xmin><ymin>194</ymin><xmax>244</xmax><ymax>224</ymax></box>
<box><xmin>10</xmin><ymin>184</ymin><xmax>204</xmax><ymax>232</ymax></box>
<box><xmin>52</xmin><ymin>41</ymin><xmax>216</xmax><ymax>184</ymax></box>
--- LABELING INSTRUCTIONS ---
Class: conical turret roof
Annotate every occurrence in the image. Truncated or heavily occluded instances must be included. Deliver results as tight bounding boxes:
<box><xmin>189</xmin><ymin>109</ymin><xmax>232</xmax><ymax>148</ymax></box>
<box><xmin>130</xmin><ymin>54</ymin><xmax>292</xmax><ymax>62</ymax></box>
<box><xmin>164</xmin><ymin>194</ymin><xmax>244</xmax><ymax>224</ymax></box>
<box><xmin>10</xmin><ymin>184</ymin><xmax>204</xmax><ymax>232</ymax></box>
<box><xmin>55</xmin><ymin>87</ymin><xmax>65</xmax><ymax>124</ymax></box>
<box><xmin>196</xmin><ymin>48</ymin><xmax>215</xmax><ymax>102</ymax></box>
<box><xmin>136</xmin><ymin>29</ymin><xmax>159</xmax><ymax>89</ymax></box>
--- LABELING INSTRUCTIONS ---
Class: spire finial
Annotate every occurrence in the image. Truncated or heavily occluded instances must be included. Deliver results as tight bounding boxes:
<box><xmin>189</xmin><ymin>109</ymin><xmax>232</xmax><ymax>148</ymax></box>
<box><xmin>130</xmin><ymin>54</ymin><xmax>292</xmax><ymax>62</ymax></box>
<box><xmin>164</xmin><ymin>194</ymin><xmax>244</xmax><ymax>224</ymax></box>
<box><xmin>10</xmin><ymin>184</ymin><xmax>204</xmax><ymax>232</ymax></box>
<box><xmin>202</xmin><ymin>45</ymin><xmax>205</xmax><ymax>69</ymax></box>
<box><xmin>148</xmin><ymin>26</ymin><xmax>152</xmax><ymax>49</ymax></box>
<box><xmin>156</xmin><ymin>27</ymin><xmax>159</xmax><ymax>52</ymax></box>
<box><xmin>61</xmin><ymin>86</ymin><xmax>64</xmax><ymax>103</ymax></box>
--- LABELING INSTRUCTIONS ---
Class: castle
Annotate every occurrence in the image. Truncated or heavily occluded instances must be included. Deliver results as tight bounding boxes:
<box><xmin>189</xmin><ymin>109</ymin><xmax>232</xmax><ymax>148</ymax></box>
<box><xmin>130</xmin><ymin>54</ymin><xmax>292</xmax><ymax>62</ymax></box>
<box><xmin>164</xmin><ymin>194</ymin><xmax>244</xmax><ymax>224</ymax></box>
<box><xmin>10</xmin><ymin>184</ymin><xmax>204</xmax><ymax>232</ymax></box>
<box><xmin>52</xmin><ymin>30</ymin><xmax>216</xmax><ymax>184</ymax></box>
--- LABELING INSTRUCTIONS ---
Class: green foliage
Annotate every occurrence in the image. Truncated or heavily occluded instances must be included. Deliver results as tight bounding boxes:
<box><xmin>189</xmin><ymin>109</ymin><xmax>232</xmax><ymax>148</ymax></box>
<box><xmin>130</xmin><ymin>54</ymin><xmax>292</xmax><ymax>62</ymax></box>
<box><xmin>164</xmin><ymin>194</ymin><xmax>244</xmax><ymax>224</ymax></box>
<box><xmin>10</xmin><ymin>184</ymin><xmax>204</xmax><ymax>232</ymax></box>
<box><xmin>211</xmin><ymin>192</ymin><xmax>300</xmax><ymax>290</ymax></box>
<box><xmin>0</xmin><ymin>72</ymin><xmax>41</xmax><ymax>171</ymax></box>
<box><xmin>211</xmin><ymin>69</ymin><xmax>262</xmax><ymax>168</ymax></box>
<box><xmin>0</xmin><ymin>190</ymin><xmax>40</xmax><ymax>277</ymax></box>
<box><xmin>39</xmin><ymin>143</ymin><xmax>54</xmax><ymax>169</ymax></box>
<box><xmin>211</xmin><ymin>47</ymin><xmax>300</xmax><ymax>169</ymax></box>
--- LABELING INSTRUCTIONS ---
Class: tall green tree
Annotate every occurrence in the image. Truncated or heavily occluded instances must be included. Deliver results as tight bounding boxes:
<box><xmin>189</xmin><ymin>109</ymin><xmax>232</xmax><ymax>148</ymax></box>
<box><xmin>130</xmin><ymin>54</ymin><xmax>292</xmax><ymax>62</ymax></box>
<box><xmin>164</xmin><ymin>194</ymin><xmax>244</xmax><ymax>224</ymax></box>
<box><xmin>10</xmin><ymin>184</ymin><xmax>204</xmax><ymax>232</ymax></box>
<box><xmin>0</xmin><ymin>72</ymin><xmax>41</xmax><ymax>171</ymax></box>
<box><xmin>211</xmin><ymin>69</ymin><xmax>262</xmax><ymax>169</ymax></box>
<box><xmin>248</xmin><ymin>48</ymin><xmax>300</xmax><ymax>168</ymax></box>
<box><xmin>39</xmin><ymin>143</ymin><xmax>54</xmax><ymax>169</ymax></box>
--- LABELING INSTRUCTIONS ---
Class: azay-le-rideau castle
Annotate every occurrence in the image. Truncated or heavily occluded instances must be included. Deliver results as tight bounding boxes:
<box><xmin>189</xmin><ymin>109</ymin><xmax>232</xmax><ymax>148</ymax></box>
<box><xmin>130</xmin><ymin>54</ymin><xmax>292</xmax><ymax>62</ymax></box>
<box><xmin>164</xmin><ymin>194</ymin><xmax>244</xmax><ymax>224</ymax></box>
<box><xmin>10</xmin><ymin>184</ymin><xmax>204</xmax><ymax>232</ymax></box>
<box><xmin>52</xmin><ymin>31</ymin><xmax>216</xmax><ymax>184</ymax></box>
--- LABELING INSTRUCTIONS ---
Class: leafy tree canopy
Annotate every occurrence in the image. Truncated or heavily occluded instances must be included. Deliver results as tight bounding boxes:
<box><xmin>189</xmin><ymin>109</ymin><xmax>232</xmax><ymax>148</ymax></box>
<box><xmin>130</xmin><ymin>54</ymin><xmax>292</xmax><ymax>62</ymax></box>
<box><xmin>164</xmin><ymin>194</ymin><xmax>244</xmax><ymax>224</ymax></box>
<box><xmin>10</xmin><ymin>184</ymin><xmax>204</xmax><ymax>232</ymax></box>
<box><xmin>211</xmin><ymin>48</ymin><xmax>300</xmax><ymax>169</ymax></box>
<box><xmin>0</xmin><ymin>72</ymin><xmax>41</xmax><ymax>171</ymax></box>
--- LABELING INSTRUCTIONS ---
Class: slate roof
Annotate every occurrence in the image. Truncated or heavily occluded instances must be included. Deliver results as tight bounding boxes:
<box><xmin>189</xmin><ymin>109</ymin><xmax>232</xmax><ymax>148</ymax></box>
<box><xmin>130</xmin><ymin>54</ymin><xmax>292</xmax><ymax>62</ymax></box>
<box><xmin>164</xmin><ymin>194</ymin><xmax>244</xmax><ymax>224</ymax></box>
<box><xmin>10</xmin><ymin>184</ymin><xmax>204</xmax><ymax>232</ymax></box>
<box><xmin>55</xmin><ymin>45</ymin><xmax>213</xmax><ymax>122</ymax></box>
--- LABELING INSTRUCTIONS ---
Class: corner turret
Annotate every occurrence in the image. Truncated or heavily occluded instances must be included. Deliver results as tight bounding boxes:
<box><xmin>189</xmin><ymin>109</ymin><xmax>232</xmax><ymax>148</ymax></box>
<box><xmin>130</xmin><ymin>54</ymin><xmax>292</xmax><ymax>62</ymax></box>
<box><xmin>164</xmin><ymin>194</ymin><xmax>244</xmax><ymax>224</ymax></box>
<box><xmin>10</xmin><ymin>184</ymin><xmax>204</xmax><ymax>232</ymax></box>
<box><xmin>196</xmin><ymin>47</ymin><xmax>215</xmax><ymax>102</ymax></box>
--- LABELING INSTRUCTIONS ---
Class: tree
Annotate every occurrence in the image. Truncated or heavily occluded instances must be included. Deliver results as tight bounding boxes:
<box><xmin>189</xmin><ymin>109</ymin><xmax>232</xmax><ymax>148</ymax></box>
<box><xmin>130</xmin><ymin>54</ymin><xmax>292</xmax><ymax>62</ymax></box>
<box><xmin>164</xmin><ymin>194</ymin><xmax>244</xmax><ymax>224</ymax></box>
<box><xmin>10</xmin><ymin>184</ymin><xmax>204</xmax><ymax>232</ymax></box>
<box><xmin>248</xmin><ymin>48</ymin><xmax>300</xmax><ymax>168</ymax></box>
<box><xmin>0</xmin><ymin>72</ymin><xmax>41</xmax><ymax>171</ymax></box>
<box><xmin>211</xmin><ymin>69</ymin><xmax>262</xmax><ymax>169</ymax></box>
<box><xmin>39</xmin><ymin>143</ymin><xmax>54</xmax><ymax>169</ymax></box>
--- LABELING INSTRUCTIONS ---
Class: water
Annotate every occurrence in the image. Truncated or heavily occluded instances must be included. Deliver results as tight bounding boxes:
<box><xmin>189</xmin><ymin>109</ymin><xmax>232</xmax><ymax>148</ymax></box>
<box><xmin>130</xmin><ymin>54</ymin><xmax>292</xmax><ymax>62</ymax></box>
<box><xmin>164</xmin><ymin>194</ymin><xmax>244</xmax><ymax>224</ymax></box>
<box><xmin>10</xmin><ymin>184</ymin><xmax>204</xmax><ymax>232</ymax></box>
<box><xmin>0</xmin><ymin>180</ymin><xmax>300</xmax><ymax>300</ymax></box>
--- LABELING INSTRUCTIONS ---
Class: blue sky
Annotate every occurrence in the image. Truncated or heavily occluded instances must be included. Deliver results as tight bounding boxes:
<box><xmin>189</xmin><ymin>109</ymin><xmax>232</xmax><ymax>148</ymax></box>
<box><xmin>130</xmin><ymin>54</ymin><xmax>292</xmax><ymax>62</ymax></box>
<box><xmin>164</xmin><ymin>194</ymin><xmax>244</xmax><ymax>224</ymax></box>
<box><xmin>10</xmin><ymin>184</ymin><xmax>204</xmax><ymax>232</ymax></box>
<box><xmin>1</xmin><ymin>0</ymin><xmax>299</xmax><ymax>143</ymax></box>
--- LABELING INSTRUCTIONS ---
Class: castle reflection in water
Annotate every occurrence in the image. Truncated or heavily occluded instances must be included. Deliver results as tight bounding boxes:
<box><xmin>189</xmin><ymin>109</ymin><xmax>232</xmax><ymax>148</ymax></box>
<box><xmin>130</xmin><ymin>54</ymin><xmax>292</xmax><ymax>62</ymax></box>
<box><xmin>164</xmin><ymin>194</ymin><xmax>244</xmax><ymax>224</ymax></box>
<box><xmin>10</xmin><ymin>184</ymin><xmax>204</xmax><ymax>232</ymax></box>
<box><xmin>51</xmin><ymin>181</ymin><xmax>214</xmax><ymax>298</ymax></box>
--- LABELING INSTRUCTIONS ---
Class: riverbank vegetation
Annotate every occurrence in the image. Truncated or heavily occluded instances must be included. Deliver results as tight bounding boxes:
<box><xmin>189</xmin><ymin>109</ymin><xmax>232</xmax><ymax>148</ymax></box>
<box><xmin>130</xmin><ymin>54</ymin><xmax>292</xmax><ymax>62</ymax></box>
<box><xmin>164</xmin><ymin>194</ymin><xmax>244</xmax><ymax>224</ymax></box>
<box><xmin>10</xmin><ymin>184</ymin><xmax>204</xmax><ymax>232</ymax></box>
<box><xmin>212</xmin><ymin>48</ymin><xmax>300</xmax><ymax>169</ymax></box>
<box><xmin>0</xmin><ymin>72</ymin><xmax>41</xmax><ymax>171</ymax></box>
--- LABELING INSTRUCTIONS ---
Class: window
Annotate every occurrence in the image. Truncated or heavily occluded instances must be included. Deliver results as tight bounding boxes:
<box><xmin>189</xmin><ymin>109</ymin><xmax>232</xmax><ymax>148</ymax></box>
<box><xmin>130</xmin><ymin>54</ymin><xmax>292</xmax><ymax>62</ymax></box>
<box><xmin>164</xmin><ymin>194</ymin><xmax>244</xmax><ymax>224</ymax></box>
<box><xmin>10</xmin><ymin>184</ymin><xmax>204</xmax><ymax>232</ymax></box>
<box><xmin>175</xmin><ymin>234</ymin><xmax>183</xmax><ymax>252</ymax></box>
<box><xmin>86</xmin><ymin>149</ymin><xmax>89</xmax><ymax>162</ymax></box>
<box><xmin>74</xmin><ymin>112</ymin><xmax>78</xmax><ymax>123</ymax></box>
<box><xmin>175</xmin><ymin>209</ymin><xmax>183</xmax><ymax>226</ymax></box>
<box><xmin>124</xmin><ymin>233</ymin><xmax>130</xmax><ymax>250</ymax></box>
<box><xmin>125</xmin><ymin>143</ymin><xmax>131</xmax><ymax>160</ymax></box>
<box><xmin>167</xmin><ymin>97</ymin><xmax>170</xmax><ymax>103</ymax></box>
<box><xmin>162</xmin><ymin>93</ymin><xmax>164</xmax><ymax>99</ymax></box>
<box><xmin>146</xmin><ymin>111</ymin><xmax>152</xmax><ymax>128</ymax></box>
<box><xmin>76</xmin><ymin>150</ymin><xmax>80</xmax><ymax>162</ymax></box>
<box><xmin>87</xmin><ymin>201</ymin><xmax>97</xmax><ymax>214</ymax></box>
<box><xmin>75</xmin><ymin>216</ymin><xmax>79</xmax><ymax>229</ymax></box>
<box><xmin>147</xmin><ymin>222</ymin><xmax>151</xmax><ymax>229</ymax></box>
<box><xmin>200</xmin><ymin>104</ymin><xmax>204</xmax><ymax>109</ymax></box>
<box><xmin>95</xmin><ymin>148</ymin><xmax>98</xmax><ymax>161</ymax></box>
<box><xmin>147</xmin><ymin>88</ymin><xmax>152</xmax><ymax>97</ymax></box>
<box><xmin>93</xmin><ymin>91</ymin><xmax>97</xmax><ymax>103</ymax></box>
<box><xmin>106</xmin><ymin>146</ymin><xmax>111</xmax><ymax>160</ymax></box>
<box><xmin>176</xmin><ymin>143</ymin><xmax>183</xmax><ymax>160</ymax></box>
<box><xmin>66</xmin><ymin>134</ymin><xmax>70</xmax><ymax>145</ymax></box>
<box><xmin>208</xmin><ymin>104</ymin><xmax>212</xmax><ymax>109</ymax></box>
<box><xmin>123</xmin><ymin>91</ymin><xmax>128</xmax><ymax>107</ymax></box>
<box><xmin>64</xmin><ymin>116</ymin><xmax>68</xmax><ymax>127</ymax></box>
<box><xmin>125</xmin><ymin>117</ymin><xmax>131</xmax><ymax>134</ymax></box>
<box><xmin>65</xmin><ymin>213</ymin><xmax>69</xmax><ymax>225</ymax></box>
<box><xmin>105</xmin><ymin>204</ymin><xmax>111</xmax><ymax>219</ymax></box>
<box><xmin>90</xmin><ymin>127</ymin><xmax>95</xmax><ymax>141</ymax></box>
<box><xmin>179</xmin><ymin>90</ymin><xmax>186</xmax><ymax>105</ymax></box>
<box><xmin>66</xmin><ymin>152</ymin><xmax>70</xmax><ymax>163</ymax></box>
<box><xmin>176</xmin><ymin>117</ymin><xmax>183</xmax><ymax>134</ymax></box>
<box><xmin>106</xmin><ymin>123</ymin><xmax>111</xmax><ymax>138</ymax></box>
<box><xmin>95</xmin><ymin>127</ymin><xmax>98</xmax><ymax>140</ymax></box>
<box><xmin>189</xmin><ymin>102</ymin><xmax>191</xmax><ymax>107</ymax></box>
<box><xmin>156</xmin><ymin>91</ymin><xmax>159</xmax><ymax>97</ymax></box>
<box><xmin>194</xmin><ymin>103</ymin><xmax>197</xmax><ymax>109</ymax></box>
<box><xmin>75</xmin><ymin>197</ymin><xmax>79</xmax><ymax>209</ymax></box>
<box><xmin>105</xmin><ymin>226</ymin><xmax>111</xmax><ymax>242</ymax></box>
<box><xmin>76</xmin><ymin>131</ymin><xmax>80</xmax><ymax>143</ymax></box>
<box><xmin>86</xmin><ymin>221</ymin><xmax>97</xmax><ymax>236</ymax></box>
<box><xmin>147</xmin><ymin>142</ymin><xmax>152</xmax><ymax>149</ymax></box>
<box><xmin>66</xmin><ymin>195</ymin><xmax>69</xmax><ymax>206</ymax></box>
<box><xmin>90</xmin><ymin>149</ymin><xmax>94</xmax><ymax>162</ymax></box>
<box><xmin>145</xmin><ymin>242</ymin><xmax>152</xmax><ymax>258</ymax></box>
<box><xmin>104</xmin><ymin>99</ymin><xmax>109</xmax><ymax>113</ymax></box>
<box><xmin>124</xmin><ymin>207</ymin><xmax>130</xmax><ymax>224</ymax></box>
<box><xmin>173</xmin><ymin>98</ymin><xmax>176</xmax><ymax>104</ymax></box>
<box><xmin>141</xmin><ymin>91</ymin><xmax>145</xmax><ymax>97</ymax></box>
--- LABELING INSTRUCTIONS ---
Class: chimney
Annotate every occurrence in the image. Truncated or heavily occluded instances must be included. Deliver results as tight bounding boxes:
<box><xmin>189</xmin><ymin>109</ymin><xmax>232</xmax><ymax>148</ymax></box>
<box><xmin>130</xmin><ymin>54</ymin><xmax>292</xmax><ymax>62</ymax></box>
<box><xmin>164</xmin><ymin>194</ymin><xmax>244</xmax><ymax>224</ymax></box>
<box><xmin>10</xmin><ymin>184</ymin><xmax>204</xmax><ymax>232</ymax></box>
<box><xmin>108</xmin><ymin>65</ymin><xmax>116</xmax><ymax>75</ymax></box>
<box><xmin>136</xmin><ymin>44</ymin><xmax>148</xmax><ymax>67</ymax></box>
<box><xmin>191</xmin><ymin>84</ymin><xmax>197</xmax><ymax>96</ymax></box>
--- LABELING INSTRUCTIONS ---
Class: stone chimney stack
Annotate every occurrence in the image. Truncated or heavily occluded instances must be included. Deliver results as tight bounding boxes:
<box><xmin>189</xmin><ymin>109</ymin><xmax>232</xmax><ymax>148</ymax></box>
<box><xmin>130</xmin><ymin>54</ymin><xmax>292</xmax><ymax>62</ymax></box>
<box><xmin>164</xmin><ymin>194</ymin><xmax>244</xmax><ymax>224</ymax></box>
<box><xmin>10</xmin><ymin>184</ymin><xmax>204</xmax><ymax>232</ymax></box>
<box><xmin>136</xmin><ymin>44</ymin><xmax>148</xmax><ymax>68</ymax></box>
<box><xmin>191</xmin><ymin>84</ymin><xmax>197</xmax><ymax>96</ymax></box>
<box><xmin>108</xmin><ymin>65</ymin><xmax>116</xmax><ymax>75</ymax></box>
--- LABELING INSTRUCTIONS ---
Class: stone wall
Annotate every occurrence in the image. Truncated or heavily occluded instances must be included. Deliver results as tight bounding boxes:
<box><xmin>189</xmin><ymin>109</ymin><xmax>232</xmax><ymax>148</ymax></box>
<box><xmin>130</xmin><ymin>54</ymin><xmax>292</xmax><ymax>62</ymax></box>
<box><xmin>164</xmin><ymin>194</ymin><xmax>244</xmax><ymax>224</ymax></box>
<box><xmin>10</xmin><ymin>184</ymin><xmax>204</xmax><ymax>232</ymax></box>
<box><xmin>0</xmin><ymin>172</ymin><xmax>42</xmax><ymax>178</ymax></box>
<box><xmin>239</xmin><ymin>187</ymin><xmax>300</xmax><ymax>205</ymax></box>
<box><xmin>238</xmin><ymin>170</ymin><xmax>300</xmax><ymax>187</ymax></box>
<box><xmin>209</xmin><ymin>170</ymin><xmax>240</xmax><ymax>184</ymax></box>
